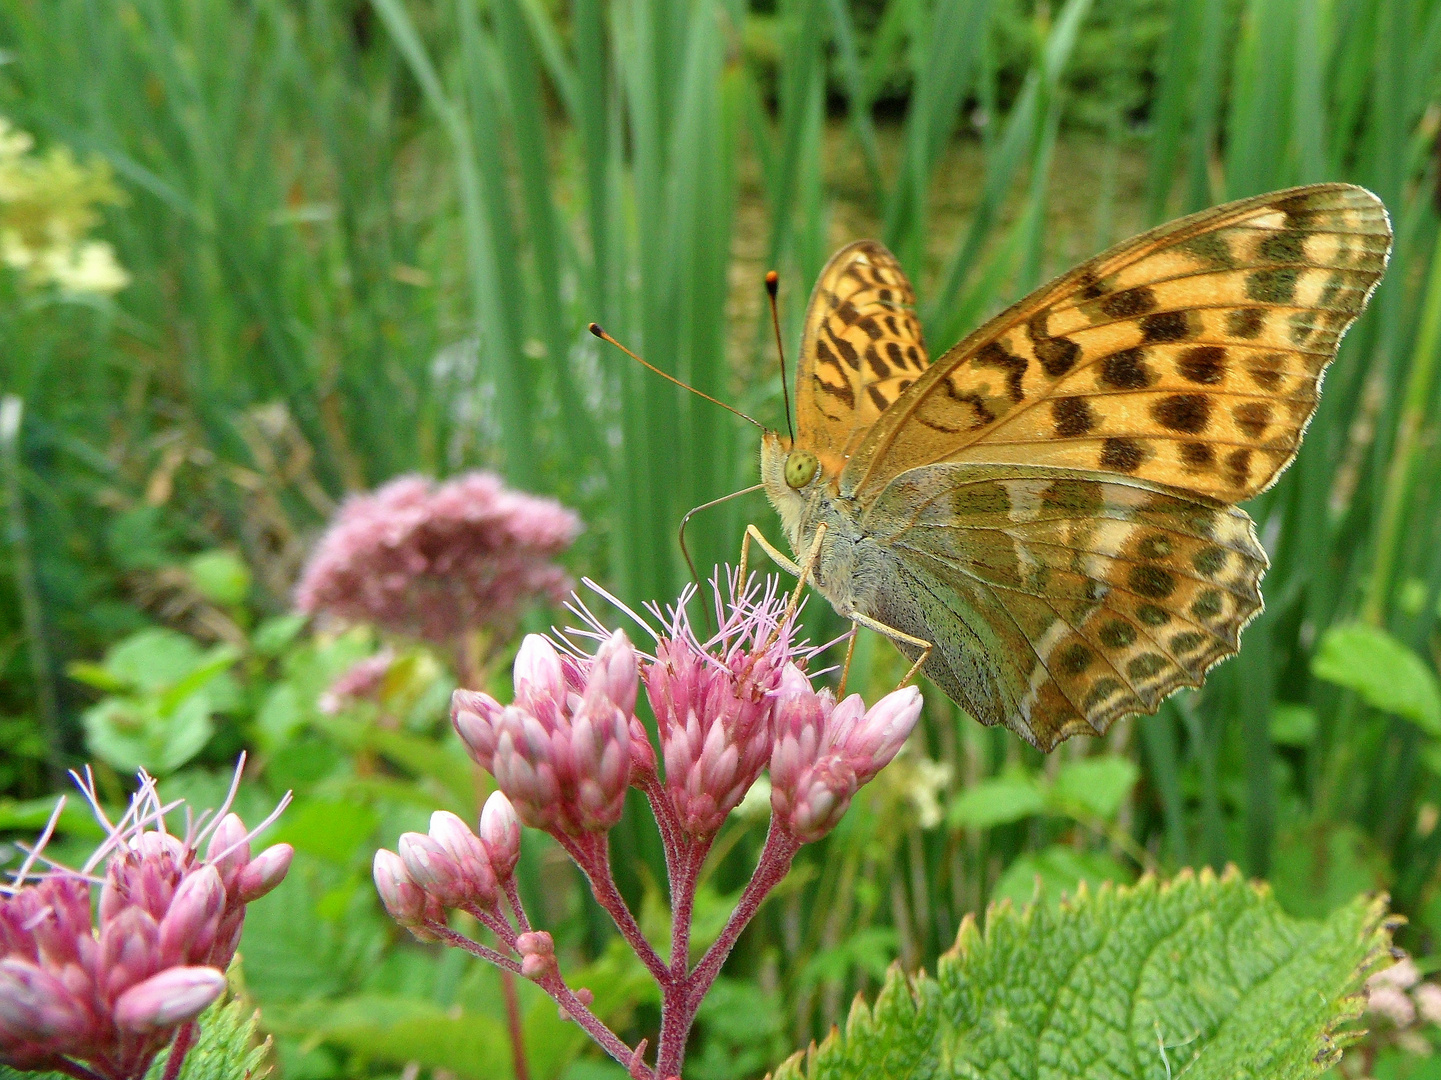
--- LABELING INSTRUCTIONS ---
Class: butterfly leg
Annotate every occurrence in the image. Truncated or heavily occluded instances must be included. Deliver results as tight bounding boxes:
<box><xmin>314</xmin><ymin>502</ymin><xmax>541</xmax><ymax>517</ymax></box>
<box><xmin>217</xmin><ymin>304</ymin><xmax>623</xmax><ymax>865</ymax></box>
<box><xmin>846</xmin><ymin>611</ymin><xmax>932</xmax><ymax>691</ymax></box>
<box><xmin>836</xmin><ymin>624</ymin><xmax>859</xmax><ymax>697</ymax></box>
<box><xmin>739</xmin><ymin>523</ymin><xmax>803</xmax><ymax>583</ymax></box>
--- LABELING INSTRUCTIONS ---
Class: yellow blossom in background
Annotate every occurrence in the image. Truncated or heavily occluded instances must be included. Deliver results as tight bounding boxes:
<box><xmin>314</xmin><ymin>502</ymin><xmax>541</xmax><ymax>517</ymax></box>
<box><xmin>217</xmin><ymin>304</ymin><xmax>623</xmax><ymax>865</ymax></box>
<box><xmin>0</xmin><ymin>117</ymin><xmax>127</xmax><ymax>296</ymax></box>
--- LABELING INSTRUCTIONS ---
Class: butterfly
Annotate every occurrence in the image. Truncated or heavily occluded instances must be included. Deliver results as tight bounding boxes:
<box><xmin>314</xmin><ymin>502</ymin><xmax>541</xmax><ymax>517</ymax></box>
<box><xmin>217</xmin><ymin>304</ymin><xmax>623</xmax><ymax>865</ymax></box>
<box><xmin>754</xmin><ymin>183</ymin><xmax>1391</xmax><ymax>751</ymax></box>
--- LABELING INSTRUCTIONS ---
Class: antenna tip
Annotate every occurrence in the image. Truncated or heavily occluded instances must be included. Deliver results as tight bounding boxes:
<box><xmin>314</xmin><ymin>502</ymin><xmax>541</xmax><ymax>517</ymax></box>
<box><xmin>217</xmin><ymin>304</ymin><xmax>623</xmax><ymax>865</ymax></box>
<box><xmin>765</xmin><ymin>270</ymin><xmax>779</xmax><ymax>295</ymax></box>
<box><xmin>587</xmin><ymin>322</ymin><xmax>605</xmax><ymax>338</ymax></box>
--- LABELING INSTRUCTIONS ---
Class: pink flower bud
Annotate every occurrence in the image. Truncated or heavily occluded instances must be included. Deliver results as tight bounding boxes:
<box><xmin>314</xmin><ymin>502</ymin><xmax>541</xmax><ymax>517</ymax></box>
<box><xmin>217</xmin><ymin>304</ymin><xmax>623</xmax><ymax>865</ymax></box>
<box><xmin>0</xmin><ymin>958</ymin><xmax>91</xmax><ymax>1040</ymax></box>
<box><xmin>373</xmin><ymin>849</ymin><xmax>426</xmax><ymax>926</ymax></box>
<box><xmin>516</xmin><ymin>931</ymin><xmax>556</xmax><ymax>981</ymax></box>
<box><xmin>428</xmin><ymin>812</ymin><xmax>498</xmax><ymax>908</ymax></box>
<box><xmin>488</xmin><ymin>635</ymin><xmax>635</xmax><ymax>836</ymax></box>
<box><xmin>157</xmin><ymin>866</ymin><xmax>225</xmax><ymax>968</ymax></box>
<box><xmin>479</xmin><ymin>792</ymin><xmax>521</xmax><ymax>880</ymax></box>
<box><xmin>234</xmin><ymin>844</ymin><xmax>293</xmax><ymax>903</ymax></box>
<box><xmin>112</xmin><ymin>966</ymin><xmax>226</xmax><ymax>1032</ymax></box>
<box><xmin>398</xmin><ymin>833</ymin><xmax>468</xmax><ymax>909</ymax></box>
<box><xmin>206</xmin><ymin>813</ymin><xmax>251</xmax><ymax>891</ymax></box>
<box><xmin>589</xmin><ymin>630</ymin><xmax>639</xmax><ymax>719</ymax></box>
<box><xmin>29</xmin><ymin>878</ymin><xmax>93</xmax><ymax>971</ymax></box>
<box><xmin>770</xmin><ymin>666</ymin><xmax>922</xmax><ymax>843</ymax></box>
<box><xmin>514</xmin><ymin>634</ymin><xmax>566</xmax><ymax>704</ymax></box>
<box><xmin>647</xmin><ymin>622</ymin><xmax>786</xmax><ymax>837</ymax></box>
<box><xmin>97</xmin><ymin>907</ymin><xmax>161</xmax><ymax>1003</ymax></box>
<box><xmin>839</xmin><ymin>685</ymin><xmax>923</xmax><ymax>785</ymax></box>
<box><xmin>453</xmin><ymin>688</ymin><xmax>506</xmax><ymax>772</ymax></box>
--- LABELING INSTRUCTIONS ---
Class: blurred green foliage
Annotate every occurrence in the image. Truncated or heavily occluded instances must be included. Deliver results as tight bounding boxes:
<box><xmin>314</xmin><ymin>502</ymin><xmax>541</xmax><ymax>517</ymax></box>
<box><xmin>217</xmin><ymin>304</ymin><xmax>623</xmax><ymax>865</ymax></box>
<box><xmin>3</xmin><ymin>0</ymin><xmax>1441</xmax><ymax>1075</ymax></box>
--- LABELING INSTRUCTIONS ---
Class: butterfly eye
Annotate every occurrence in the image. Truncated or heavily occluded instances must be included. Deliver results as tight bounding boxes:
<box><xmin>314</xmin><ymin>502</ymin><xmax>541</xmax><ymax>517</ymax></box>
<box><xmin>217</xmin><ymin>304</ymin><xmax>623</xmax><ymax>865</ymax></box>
<box><xmin>784</xmin><ymin>450</ymin><xmax>819</xmax><ymax>490</ymax></box>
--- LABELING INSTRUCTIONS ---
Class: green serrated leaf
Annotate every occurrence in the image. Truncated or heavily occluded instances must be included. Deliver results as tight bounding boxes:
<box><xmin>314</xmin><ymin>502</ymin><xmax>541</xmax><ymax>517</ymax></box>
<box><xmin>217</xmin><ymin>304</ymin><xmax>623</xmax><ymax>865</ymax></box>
<box><xmin>1312</xmin><ymin>622</ymin><xmax>1441</xmax><ymax>736</ymax></box>
<box><xmin>768</xmin><ymin>869</ymin><xmax>1390</xmax><ymax>1080</ymax></box>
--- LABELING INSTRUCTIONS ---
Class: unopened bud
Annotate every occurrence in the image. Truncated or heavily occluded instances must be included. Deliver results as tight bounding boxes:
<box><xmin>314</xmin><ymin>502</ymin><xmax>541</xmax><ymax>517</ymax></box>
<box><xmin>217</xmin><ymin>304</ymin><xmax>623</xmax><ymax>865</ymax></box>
<box><xmin>428</xmin><ymin>812</ymin><xmax>498</xmax><ymax>907</ymax></box>
<box><xmin>516</xmin><ymin>929</ymin><xmax>555</xmax><ymax>978</ymax></box>
<box><xmin>206</xmin><ymin>813</ymin><xmax>251</xmax><ymax>888</ymax></box>
<box><xmin>373</xmin><ymin>849</ymin><xmax>426</xmax><ymax>925</ymax></box>
<box><xmin>0</xmin><ymin>958</ymin><xmax>90</xmax><ymax>1039</ymax></box>
<box><xmin>452</xmin><ymin>688</ymin><xmax>505</xmax><ymax>772</ymax></box>
<box><xmin>157</xmin><ymin>865</ymin><xmax>225</xmax><ymax>967</ymax></box>
<box><xmin>589</xmin><ymin>630</ymin><xmax>639</xmax><ymax>718</ymax></box>
<box><xmin>97</xmin><ymin>906</ymin><xmax>161</xmax><ymax>1003</ymax></box>
<box><xmin>234</xmin><ymin>843</ymin><xmax>294</xmax><ymax>903</ymax></box>
<box><xmin>113</xmin><ymin>966</ymin><xmax>227</xmax><ymax>1032</ymax></box>
<box><xmin>479</xmin><ymin>792</ymin><xmax>521</xmax><ymax>880</ymax></box>
<box><xmin>514</xmin><ymin>635</ymin><xmax>566</xmax><ymax>703</ymax></box>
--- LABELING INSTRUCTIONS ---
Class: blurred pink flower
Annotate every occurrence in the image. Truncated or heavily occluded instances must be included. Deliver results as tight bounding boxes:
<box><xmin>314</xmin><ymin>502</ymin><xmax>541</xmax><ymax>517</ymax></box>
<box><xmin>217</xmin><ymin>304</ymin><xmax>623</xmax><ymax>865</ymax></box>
<box><xmin>0</xmin><ymin>761</ymin><xmax>291</xmax><ymax>1080</ymax></box>
<box><xmin>295</xmin><ymin>472</ymin><xmax>581</xmax><ymax>646</ymax></box>
<box><xmin>318</xmin><ymin>648</ymin><xmax>396</xmax><ymax>715</ymax></box>
<box><xmin>1414</xmin><ymin>982</ymin><xmax>1441</xmax><ymax>1025</ymax></box>
<box><xmin>1367</xmin><ymin>984</ymin><xmax>1417</xmax><ymax>1027</ymax></box>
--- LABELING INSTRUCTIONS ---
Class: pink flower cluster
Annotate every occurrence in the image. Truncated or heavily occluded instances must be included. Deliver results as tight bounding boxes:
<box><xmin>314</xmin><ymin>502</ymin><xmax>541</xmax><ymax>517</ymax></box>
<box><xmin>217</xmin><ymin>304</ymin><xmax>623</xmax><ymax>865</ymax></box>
<box><xmin>389</xmin><ymin>570</ymin><xmax>924</xmax><ymax>1080</ymax></box>
<box><xmin>295</xmin><ymin>472</ymin><xmax>580</xmax><ymax>646</ymax></box>
<box><xmin>0</xmin><ymin>764</ymin><xmax>292</xmax><ymax>1080</ymax></box>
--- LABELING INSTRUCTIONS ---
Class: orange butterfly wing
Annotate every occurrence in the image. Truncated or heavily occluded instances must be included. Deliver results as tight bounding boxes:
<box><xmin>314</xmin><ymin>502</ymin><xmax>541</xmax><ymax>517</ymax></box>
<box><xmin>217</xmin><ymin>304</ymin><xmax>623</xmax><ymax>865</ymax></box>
<box><xmin>796</xmin><ymin>241</ymin><xmax>929</xmax><ymax>471</ymax></box>
<box><xmin>842</xmin><ymin>184</ymin><xmax>1391</xmax><ymax>505</ymax></box>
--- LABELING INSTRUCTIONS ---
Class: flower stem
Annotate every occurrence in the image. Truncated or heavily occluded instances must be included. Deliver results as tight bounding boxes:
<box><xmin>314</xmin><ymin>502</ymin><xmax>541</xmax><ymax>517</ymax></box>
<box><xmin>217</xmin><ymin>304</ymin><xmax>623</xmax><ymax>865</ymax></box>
<box><xmin>654</xmin><ymin>822</ymin><xmax>801</xmax><ymax>1079</ymax></box>
<box><xmin>500</xmin><ymin>969</ymin><xmax>531</xmax><ymax>1080</ymax></box>
<box><xmin>159</xmin><ymin>1022</ymin><xmax>195</xmax><ymax>1080</ymax></box>
<box><xmin>560</xmin><ymin>833</ymin><xmax>668</xmax><ymax>981</ymax></box>
<box><xmin>430</xmin><ymin>923</ymin><xmax>524</xmax><ymax>973</ymax></box>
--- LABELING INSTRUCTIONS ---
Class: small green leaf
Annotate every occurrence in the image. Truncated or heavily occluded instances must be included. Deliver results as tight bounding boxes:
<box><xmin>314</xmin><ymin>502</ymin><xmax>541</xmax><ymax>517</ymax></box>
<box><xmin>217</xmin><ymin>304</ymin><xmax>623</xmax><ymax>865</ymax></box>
<box><xmin>1312</xmin><ymin>622</ymin><xmax>1441</xmax><ymax>735</ymax></box>
<box><xmin>947</xmin><ymin>772</ymin><xmax>1046</xmax><ymax>828</ymax></box>
<box><xmin>1271</xmin><ymin>703</ymin><xmax>1319</xmax><ymax>746</ymax></box>
<box><xmin>252</xmin><ymin>613</ymin><xmax>308</xmax><ymax>656</ymax></box>
<box><xmin>187</xmin><ymin>549</ymin><xmax>252</xmax><ymax>607</ymax></box>
<box><xmin>103</xmin><ymin>627</ymin><xmax>207</xmax><ymax>692</ymax></box>
<box><xmin>991</xmin><ymin>843</ymin><xmax>1132</xmax><ymax>909</ymax></box>
<box><xmin>769</xmin><ymin>870</ymin><xmax>1391</xmax><ymax>1080</ymax></box>
<box><xmin>1049</xmin><ymin>755</ymin><xmax>1139</xmax><ymax>819</ymax></box>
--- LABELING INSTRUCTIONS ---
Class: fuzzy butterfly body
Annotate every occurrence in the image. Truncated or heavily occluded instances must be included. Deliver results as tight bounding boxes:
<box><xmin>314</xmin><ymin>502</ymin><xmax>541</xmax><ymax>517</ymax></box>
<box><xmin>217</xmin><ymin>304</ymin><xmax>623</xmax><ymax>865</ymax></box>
<box><xmin>761</xmin><ymin>184</ymin><xmax>1391</xmax><ymax>750</ymax></box>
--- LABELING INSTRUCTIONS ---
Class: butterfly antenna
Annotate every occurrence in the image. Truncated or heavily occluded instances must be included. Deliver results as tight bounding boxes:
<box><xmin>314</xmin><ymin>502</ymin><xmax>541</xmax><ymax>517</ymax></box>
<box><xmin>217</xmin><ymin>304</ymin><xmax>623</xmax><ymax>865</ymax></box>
<box><xmin>765</xmin><ymin>271</ymin><xmax>796</xmax><ymax>443</ymax></box>
<box><xmin>589</xmin><ymin>324</ymin><xmax>763</xmax><ymax>429</ymax></box>
<box><xmin>678</xmin><ymin>484</ymin><xmax>763</xmax><ymax>634</ymax></box>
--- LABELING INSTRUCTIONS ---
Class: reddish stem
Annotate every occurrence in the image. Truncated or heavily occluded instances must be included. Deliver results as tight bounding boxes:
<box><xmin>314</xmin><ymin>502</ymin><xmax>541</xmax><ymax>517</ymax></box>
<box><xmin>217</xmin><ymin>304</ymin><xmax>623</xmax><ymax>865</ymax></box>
<box><xmin>158</xmin><ymin>1021</ymin><xmax>195</xmax><ymax>1080</ymax></box>
<box><xmin>430</xmin><ymin>923</ymin><xmax>524</xmax><ymax>973</ymax></box>
<box><xmin>558</xmin><ymin>832</ymin><xmax>668</xmax><ymax>981</ymax></box>
<box><xmin>652</xmin><ymin>823</ymin><xmax>800</xmax><ymax>1079</ymax></box>
<box><xmin>500</xmin><ymin>968</ymin><xmax>531</xmax><ymax>1080</ymax></box>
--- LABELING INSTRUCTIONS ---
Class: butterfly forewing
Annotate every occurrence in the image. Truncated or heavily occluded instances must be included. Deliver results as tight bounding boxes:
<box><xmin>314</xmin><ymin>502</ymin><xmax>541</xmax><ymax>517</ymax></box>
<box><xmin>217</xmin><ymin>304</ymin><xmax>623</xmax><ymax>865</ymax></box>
<box><xmin>843</xmin><ymin>184</ymin><xmax>1391</xmax><ymax>505</ymax></box>
<box><xmin>797</xmin><ymin>240</ymin><xmax>929</xmax><ymax>465</ymax></box>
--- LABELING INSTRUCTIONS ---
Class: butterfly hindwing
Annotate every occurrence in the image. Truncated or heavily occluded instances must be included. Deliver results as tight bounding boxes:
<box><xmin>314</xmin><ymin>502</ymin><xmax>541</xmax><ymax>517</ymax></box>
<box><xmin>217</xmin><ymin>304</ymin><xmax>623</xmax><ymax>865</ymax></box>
<box><xmin>843</xmin><ymin>184</ymin><xmax>1390</xmax><ymax>506</ymax></box>
<box><xmin>862</xmin><ymin>465</ymin><xmax>1267</xmax><ymax>749</ymax></box>
<box><xmin>797</xmin><ymin>241</ymin><xmax>929</xmax><ymax>466</ymax></box>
